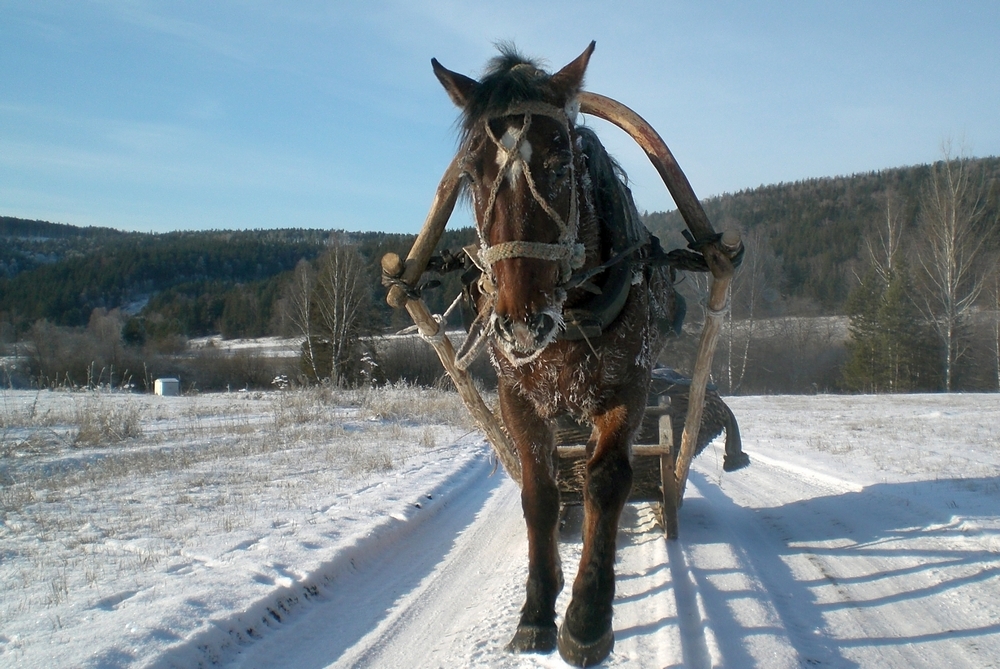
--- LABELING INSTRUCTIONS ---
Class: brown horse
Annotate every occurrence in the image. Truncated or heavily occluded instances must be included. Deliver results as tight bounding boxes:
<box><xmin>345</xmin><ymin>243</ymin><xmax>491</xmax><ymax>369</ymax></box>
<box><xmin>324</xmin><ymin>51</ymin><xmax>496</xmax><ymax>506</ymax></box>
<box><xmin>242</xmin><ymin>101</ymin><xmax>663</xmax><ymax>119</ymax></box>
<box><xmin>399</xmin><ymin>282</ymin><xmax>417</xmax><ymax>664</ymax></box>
<box><xmin>432</xmin><ymin>42</ymin><xmax>680</xmax><ymax>665</ymax></box>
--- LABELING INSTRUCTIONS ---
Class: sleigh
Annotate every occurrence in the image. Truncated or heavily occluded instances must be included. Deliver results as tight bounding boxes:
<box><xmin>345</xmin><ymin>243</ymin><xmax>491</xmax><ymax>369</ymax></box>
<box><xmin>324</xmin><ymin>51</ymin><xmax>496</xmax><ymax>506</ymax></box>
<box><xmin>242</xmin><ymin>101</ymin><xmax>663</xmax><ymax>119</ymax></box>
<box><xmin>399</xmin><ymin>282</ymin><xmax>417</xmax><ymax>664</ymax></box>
<box><xmin>554</xmin><ymin>368</ymin><xmax>747</xmax><ymax>538</ymax></box>
<box><xmin>380</xmin><ymin>90</ymin><xmax>744</xmax><ymax>541</ymax></box>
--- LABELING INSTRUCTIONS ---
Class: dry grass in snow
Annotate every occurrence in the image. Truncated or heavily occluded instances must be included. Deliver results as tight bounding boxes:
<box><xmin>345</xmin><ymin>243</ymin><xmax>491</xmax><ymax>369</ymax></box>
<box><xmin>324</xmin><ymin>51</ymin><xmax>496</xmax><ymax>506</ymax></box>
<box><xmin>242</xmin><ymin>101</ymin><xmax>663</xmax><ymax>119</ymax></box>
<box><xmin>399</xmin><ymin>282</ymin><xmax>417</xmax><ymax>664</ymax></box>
<box><xmin>0</xmin><ymin>384</ymin><xmax>475</xmax><ymax>665</ymax></box>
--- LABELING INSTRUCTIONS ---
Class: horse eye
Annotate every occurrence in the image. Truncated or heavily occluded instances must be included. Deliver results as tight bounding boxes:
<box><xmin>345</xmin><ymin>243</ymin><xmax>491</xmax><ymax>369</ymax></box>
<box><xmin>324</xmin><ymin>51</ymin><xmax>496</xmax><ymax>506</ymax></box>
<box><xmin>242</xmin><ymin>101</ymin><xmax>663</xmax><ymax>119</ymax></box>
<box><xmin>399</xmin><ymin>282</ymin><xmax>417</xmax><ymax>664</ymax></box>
<box><xmin>544</xmin><ymin>153</ymin><xmax>568</xmax><ymax>172</ymax></box>
<box><xmin>545</xmin><ymin>153</ymin><xmax>571</xmax><ymax>188</ymax></box>
<box><xmin>463</xmin><ymin>155</ymin><xmax>487</xmax><ymax>183</ymax></box>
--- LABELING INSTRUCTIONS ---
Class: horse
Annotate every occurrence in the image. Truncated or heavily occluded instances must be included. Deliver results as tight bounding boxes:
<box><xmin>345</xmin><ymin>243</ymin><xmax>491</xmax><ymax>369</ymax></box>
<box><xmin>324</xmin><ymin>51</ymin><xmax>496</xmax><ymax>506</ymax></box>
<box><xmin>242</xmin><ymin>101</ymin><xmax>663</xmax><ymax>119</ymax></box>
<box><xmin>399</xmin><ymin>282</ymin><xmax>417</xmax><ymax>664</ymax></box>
<box><xmin>432</xmin><ymin>42</ymin><xmax>681</xmax><ymax>666</ymax></box>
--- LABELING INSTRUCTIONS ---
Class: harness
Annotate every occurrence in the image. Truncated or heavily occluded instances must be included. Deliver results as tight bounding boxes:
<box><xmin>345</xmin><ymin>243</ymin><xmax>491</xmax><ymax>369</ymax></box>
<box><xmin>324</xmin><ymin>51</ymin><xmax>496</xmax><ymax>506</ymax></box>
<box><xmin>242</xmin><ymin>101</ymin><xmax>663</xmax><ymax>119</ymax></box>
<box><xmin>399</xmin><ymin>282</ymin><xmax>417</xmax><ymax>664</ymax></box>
<box><xmin>408</xmin><ymin>100</ymin><xmax>733</xmax><ymax>369</ymax></box>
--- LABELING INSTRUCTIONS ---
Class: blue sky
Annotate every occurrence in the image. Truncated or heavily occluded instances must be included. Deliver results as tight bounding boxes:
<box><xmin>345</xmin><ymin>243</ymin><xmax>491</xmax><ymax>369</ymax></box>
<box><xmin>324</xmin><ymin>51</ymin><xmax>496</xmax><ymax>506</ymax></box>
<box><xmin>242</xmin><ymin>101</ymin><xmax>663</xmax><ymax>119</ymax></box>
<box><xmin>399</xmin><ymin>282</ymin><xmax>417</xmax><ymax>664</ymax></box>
<box><xmin>2</xmin><ymin>1</ymin><xmax>998</xmax><ymax>234</ymax></box>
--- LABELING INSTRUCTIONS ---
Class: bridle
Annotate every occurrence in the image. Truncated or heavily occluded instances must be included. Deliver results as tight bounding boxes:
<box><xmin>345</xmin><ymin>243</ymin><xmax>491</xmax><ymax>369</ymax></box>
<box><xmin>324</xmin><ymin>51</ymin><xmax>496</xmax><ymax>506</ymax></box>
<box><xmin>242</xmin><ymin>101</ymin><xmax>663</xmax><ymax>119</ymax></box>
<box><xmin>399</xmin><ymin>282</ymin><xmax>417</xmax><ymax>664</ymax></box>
<box><xmin>468</xmin><ymin>101</ymin><xmax>586</xmax><ymax>290</ymax></box>
<box><xmin>452</xmin><ymin>100</ymin><xmax>592</xmax><ymax>368</ymax></box>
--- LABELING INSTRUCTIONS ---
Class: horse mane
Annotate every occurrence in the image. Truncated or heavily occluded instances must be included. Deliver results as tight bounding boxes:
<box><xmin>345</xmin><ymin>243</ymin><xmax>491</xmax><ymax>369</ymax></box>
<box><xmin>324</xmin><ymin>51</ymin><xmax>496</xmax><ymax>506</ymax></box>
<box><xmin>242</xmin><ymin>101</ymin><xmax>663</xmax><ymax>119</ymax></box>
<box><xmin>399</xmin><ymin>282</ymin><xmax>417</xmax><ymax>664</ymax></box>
<box><xmin>459</xmin><ymin>45</ymin><xmax>555</xmax><ymax>138</ymax></box>
<box><xmin>577</xmin><ymin>126</ymin><xmax>628</xmax><ymax>206</ymax></box>
<box><xmin>577</xmin><ymin>126</ymin><xmax>646</xmax><ymax>259</ymax></box>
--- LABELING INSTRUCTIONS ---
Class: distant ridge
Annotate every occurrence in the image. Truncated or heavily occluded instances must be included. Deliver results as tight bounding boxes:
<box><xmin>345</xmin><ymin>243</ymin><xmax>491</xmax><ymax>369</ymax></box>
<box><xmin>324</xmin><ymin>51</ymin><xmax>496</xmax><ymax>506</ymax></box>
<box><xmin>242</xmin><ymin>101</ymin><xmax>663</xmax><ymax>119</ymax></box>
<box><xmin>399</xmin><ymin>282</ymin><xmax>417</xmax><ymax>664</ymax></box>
<box><xmin>0</xmin><ymin>216</ymin><xmax>125</xmax><ymax>239</ymax></box>
<box><xmin>643</xmin><ymin>156</ymin><xmax>1000</xmax><ymax>310</ymax></box>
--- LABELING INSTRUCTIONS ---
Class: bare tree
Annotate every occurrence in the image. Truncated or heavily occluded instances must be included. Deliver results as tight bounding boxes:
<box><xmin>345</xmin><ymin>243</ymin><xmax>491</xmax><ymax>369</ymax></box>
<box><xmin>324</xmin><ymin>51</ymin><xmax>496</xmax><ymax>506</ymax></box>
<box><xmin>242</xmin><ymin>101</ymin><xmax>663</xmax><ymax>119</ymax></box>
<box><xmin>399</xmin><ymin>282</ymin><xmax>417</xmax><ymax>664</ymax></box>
<box><xmin>865</xmin><ymin>194</ymin><xmax>906</xmax><ymax>285</ymax></box>
<box><xmin>87</xmin><ymin>308</ymin><xmax>127</xmax><ymax>371</ymax></box>
<box><xmin>312</xmin><ymin>240</ymin><xmax>373</xmax><ymax>386</ymax></box>
<box><xmin>282</xmin><ymin>259</ymin><xmax>320</xmax><ymax>381</ymax></box>
<box><xmin>724</xmin><ymin>228</ymin><xmax>783</xmax><ymax>393</ymax></box>
<box><xmin>914</xmin><ymin>146</ymin><xmax>996</xmax><ymax>391</ymax></box>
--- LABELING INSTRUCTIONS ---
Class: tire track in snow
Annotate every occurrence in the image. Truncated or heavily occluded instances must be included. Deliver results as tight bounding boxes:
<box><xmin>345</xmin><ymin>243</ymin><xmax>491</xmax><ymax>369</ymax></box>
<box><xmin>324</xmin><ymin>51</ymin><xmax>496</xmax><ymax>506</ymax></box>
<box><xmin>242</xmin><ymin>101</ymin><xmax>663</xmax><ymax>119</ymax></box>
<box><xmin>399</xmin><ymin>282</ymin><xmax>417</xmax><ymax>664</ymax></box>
<box><xmin>213</xmin><ymin>462</ymin><xmax>720</xmax><ymax>667</ymax></box>
<box><xmin>209</xmin><ymin>443</ymin><xmax>1000</xmax><ymax>668</ymax></box>
<box><xmin>209</xmin><ymin>455</ymin><xmax>838</xmax><ymax>668</ymax></box>
<box><xmin>337</xmin><ymin>476</ymin><xmax>526</xmax><ymax>668</ymax></box>
<box><xmin>314</xmin><ymin>483</ymin><xmax>702</xmax><ymax>668</ymax></box>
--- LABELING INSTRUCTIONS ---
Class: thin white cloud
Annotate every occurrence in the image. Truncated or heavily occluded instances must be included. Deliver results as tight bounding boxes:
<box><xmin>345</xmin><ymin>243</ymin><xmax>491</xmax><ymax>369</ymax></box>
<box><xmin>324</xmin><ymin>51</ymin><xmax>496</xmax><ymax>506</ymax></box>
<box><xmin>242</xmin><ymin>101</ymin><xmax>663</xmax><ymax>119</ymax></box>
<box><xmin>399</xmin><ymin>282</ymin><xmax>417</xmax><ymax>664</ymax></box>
<box><xmin>94</xmin><ymin>0</ymin><xmax>254</xmax><ymax>64</ymax></box>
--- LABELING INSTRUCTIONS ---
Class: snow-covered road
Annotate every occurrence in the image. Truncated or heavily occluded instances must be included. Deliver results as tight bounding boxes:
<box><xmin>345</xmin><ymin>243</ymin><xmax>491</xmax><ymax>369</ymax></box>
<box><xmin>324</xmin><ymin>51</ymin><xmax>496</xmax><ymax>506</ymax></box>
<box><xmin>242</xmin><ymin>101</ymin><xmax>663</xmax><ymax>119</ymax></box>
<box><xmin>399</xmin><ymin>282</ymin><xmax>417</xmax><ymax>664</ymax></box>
<box><xmin>215</xmin><ymin>400</ymin><xmax>1000</xmax><ymax>668</ymax></box>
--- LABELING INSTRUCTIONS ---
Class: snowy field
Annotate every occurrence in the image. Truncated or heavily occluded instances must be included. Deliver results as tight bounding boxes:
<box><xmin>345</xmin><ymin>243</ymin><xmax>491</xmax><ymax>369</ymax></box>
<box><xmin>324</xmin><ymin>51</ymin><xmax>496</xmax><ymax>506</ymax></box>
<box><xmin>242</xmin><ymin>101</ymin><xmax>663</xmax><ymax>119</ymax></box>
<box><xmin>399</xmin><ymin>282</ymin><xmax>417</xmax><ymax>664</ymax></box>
<box><xmin>1</xmin><ymin>388</ymin><xmax>999</xmax><ymax>668</ymax></box>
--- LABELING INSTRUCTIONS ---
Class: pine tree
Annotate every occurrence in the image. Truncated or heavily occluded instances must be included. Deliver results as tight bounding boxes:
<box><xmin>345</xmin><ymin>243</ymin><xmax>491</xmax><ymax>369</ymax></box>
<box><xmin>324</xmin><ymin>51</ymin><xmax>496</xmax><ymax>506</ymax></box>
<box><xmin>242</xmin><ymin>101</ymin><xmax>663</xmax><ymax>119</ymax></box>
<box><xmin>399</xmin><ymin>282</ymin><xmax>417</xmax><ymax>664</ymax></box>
<box><xmin>843</xmin><ymin>266</ymin><xmax>940</xmax><ymax>392</ymax></box>
<box><xmin>877</xmin><ymin>269</ymin><xmax>940</xmax><ymax>391</ymax></box>
<box><xmin>843</xmin><ymin>271</ymin><xmax>884</xmax><ymax>392</ymax></box>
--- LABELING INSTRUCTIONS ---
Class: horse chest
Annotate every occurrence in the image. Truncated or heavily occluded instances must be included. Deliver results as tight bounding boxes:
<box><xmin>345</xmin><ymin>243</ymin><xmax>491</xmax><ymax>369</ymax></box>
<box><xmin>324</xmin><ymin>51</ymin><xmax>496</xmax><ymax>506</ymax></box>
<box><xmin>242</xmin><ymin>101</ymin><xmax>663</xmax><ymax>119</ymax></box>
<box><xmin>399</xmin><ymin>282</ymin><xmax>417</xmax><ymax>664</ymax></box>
<box><xmin>493</xmin><ymin>335</ymin><xmax>645</xmax><ymax>420</ymax></box>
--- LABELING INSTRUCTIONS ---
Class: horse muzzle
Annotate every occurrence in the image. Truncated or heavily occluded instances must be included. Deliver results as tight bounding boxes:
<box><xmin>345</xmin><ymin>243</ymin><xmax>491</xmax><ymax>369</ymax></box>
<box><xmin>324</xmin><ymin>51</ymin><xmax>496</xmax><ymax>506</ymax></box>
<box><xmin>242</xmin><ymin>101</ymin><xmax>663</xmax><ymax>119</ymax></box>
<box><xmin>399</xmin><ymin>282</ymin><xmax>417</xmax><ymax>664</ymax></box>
<box><xmin>493</xmin><ymin>311</ymin><xmax>560</xmax><ymax>355</ymax></box>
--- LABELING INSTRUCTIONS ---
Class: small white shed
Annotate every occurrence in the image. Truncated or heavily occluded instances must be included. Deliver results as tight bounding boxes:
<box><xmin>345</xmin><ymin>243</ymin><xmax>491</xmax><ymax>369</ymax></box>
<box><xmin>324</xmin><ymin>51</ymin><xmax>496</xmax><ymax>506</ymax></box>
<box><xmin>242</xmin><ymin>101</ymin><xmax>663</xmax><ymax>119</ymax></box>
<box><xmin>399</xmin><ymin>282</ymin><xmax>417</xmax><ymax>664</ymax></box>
<box><xmin>154</xmin><ymin>378</ymin><xmax>180</xmax><ymax>396</ymax></box>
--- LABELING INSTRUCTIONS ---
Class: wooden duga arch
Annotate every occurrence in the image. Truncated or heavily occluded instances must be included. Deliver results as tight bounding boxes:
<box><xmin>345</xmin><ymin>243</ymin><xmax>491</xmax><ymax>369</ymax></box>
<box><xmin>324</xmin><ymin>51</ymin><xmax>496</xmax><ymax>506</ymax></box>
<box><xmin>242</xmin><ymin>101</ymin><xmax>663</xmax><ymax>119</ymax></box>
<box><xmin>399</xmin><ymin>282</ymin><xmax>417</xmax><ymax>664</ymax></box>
<box><xmin>382</xmin><ymin>93</ymin><xmax>739</xmax><ymax>515</ymax></box>
<box><xmin>577</xmin><ymin>91</ymin><xmax>742</xmax><ymax>504</ymax></box>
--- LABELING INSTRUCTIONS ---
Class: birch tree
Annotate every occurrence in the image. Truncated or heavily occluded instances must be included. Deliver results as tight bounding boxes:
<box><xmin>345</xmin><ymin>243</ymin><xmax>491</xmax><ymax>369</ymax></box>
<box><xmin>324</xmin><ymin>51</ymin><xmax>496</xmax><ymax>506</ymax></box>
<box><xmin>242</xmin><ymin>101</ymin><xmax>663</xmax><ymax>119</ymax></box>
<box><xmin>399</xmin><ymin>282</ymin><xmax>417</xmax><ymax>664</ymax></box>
<box><xmin>725</xmin><ymin>228</ymin><xmax>782</xmax><ymax>393</ymax></box>
<box><xmin>915</xmin><ymin>147</ymin><xmax>995</xmax><ymax>391</ymax></box>
<box><xmin>866</xmin><ymin>195</ymin><xmax>905</xmax><ymax>285</ymax></box>
<box><xmin>312</xmin><ymin>241</ymin><xmax>373</xmax><ymax>386</ymax></box>
<box><xmin>282</xmin><ymin>259</ymin><xmax>320</xmax><ymax>381</ymax></box>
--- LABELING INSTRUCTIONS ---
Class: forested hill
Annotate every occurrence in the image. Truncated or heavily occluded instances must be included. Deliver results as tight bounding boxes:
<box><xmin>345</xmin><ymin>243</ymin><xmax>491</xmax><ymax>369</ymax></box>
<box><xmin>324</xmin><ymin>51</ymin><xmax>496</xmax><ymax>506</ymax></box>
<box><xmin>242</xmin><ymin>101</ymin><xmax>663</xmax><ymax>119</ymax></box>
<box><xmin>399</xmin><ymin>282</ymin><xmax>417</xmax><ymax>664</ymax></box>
<box><xmin>644</xmin><ymin>156</ymin><xmax>1000</xmax><ymax>311</ymax></box>
<box><xmin>1</xmin><ymin>227</ymin><xmax>323</xmax><ymax>329</ymax></box>
<box><xmin>1</xmin><ymin>216</ymin><xmax>126</xmax><ymax>278</ymax></box>
<box><xmin>0</xmin><ymin>219</ymin><xmax>474</xmax><ymax>338</ymax></box>
<box><xmin>0</xmin><ymin>216</ymin><xmax>124</xmax><ymax>239</ymax></box>
<box><xmin>2</xmin><ymin>156</ymin><xmax>998</xmax><ymax>338</ymax></box>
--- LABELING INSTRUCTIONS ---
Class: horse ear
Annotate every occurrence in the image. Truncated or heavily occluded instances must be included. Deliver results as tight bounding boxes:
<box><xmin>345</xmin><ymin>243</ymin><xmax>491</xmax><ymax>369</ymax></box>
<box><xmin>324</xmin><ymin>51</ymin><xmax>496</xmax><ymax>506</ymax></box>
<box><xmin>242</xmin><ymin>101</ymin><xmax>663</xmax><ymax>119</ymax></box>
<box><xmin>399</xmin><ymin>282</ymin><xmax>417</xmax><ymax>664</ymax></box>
<box><xmin>549</xmin><ymin>41</ymin><xmax>596</xmax><ymax>102</ymax></box>
<box><xmin>432</xmin><ymin>58</ymin><xmax>479</xmax><ymax>108</ymax></box>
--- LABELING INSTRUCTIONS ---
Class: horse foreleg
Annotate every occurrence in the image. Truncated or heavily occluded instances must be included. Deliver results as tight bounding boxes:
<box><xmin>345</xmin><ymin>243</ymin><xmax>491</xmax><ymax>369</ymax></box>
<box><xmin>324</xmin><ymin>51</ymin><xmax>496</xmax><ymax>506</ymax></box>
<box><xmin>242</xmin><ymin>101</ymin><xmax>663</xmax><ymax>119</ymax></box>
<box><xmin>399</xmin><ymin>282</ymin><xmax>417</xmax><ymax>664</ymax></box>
<box><xmin>559</xmin><ymin>404</ymin><xmax>636</xmax><ymax>667</ymax></box>
<box><xmin>499</xmin><ymin>382</ymin><xmax>563</xmax><ymax>654</ymax></box>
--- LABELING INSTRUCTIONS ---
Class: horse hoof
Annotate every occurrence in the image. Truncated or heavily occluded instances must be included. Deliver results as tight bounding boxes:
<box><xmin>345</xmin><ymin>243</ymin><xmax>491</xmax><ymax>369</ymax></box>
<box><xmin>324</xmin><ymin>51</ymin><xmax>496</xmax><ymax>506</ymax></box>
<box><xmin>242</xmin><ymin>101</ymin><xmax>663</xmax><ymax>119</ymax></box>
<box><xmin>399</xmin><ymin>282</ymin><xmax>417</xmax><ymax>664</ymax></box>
<box><xmin>506</xmin><ymin>624</ymin><xmax>557</xmax><ymax>654</ymax></box>
<box><xmin>557</xmin><ymin>623</ymin><xmax>614</xmax><ymax>666</ymax></box>
<box><xmin>723</xmin><ymin>452</ymin><xmax>750</xmax><ymax>472</ymax></box>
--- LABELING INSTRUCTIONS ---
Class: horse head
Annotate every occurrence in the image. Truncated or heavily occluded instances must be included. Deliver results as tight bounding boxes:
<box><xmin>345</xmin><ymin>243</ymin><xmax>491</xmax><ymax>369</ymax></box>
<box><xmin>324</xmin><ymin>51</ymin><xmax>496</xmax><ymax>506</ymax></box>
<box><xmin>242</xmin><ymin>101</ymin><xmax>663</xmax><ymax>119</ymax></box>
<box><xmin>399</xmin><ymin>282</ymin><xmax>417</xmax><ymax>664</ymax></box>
<box><xmin>432</xmin><ymin>43</ymin><xmax>597</xmax><ymax>364</ymax></box>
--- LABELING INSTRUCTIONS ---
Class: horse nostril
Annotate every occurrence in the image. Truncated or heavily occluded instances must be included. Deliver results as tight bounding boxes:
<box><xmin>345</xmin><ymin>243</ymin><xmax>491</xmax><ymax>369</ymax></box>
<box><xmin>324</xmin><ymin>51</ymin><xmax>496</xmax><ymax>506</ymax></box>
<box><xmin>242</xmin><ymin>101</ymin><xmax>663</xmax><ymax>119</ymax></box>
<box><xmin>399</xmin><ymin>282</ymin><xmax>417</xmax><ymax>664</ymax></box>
<box><xmin>533</xmin><ymin>313</ymin><xmax>555</xmax><ymax>337</ymax></box>
<box><xmin>494</xmin><ymin>312</ymin><xmax>557</xmax><ymax>352</ymax></box>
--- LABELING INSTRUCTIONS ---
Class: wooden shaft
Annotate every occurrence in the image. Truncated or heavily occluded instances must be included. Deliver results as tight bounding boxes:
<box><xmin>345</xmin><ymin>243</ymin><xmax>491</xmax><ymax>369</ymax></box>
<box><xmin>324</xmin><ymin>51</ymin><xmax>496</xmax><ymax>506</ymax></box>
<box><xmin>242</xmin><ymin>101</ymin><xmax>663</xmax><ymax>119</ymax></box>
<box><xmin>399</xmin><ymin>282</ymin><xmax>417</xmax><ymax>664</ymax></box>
<box><xmin>659</xmin><ymin>414</ymin><xmax>680</xmax><ymax>540</ymax></box>
<box><xmin>402</xmin><ymin>296</ymin><xmax>522</xmax><ymax>485</ymax></box>
<box><xmin>381</xmin><ymin>252</ymin><xmax>404</xmax><ymax>279</ymax></box>
<box><xmin>673</xmin><ymin>254</ymin><xmax>736</xmax><ymax>513</ymax></box>
<box><xmin>385</xmin><ymin>156</ymin><xmax>463</xmax><ymax>308</ymax></box>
